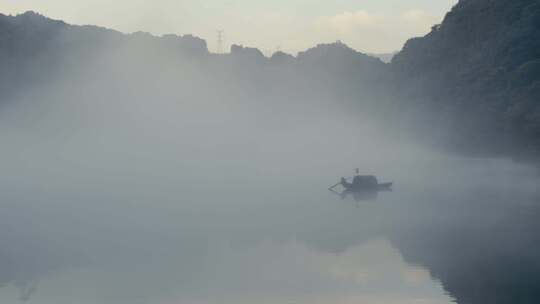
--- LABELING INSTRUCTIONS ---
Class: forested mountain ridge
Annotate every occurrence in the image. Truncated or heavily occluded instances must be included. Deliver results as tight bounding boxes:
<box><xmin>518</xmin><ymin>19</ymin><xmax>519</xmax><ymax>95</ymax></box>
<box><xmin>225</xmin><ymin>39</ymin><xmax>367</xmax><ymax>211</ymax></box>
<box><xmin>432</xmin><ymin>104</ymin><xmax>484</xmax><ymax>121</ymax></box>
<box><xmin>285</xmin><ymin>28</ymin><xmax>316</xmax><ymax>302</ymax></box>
<box><xmin>0</xmin><ymin>11</ymin><xmax>389</xmax><ymax>123</ymax></box>
<box><xmin>392</xmin><ymin>0</ymin><xmax>540</xmax><ymax>158</ymax></box>
<box><xmin>1</xmin><ymin>0</ymin><xmax>540</xmax><ymax>160</ymax></box>
<box><xmin>0</xmin><ymin>11</ymin><xmax>209</xmax><ymax>100</ymax></box>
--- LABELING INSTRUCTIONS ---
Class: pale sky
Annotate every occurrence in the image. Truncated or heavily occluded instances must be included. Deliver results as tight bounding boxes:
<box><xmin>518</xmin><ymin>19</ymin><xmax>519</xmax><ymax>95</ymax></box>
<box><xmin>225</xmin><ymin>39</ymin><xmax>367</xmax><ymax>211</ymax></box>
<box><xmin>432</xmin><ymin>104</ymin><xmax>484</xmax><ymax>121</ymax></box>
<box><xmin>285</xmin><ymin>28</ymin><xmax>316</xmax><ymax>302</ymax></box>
<box><xmin>1</xmin><ymin>0</ymin><xmax>457</xmax><ymax>54</ymax></box>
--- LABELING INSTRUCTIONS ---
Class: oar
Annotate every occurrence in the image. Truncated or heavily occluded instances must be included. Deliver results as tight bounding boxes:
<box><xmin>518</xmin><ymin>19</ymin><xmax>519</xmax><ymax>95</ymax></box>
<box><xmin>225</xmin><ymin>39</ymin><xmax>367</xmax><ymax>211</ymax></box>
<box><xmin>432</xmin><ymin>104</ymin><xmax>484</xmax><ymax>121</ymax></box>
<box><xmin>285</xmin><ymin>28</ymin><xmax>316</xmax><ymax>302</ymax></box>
<box><xmin>328</xmin><ymin>182</ymin><xmax>341</xmax><ymax>191</ymax></box>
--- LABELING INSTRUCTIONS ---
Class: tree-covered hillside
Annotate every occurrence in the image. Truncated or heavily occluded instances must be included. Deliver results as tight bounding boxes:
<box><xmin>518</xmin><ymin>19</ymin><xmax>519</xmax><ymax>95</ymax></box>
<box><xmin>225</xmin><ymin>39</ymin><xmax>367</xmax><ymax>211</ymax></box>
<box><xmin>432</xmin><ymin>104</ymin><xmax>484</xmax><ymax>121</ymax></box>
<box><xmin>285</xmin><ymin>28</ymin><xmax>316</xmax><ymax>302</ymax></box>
<box><xmin>392</xmin><ymin>0</ymin><xmax>540</xmax><ymax>158</ymax></box>
<box><xmin>1</xmin><ymin>0</ymin><xmax>540</xmax><ymax>160</ymax></box>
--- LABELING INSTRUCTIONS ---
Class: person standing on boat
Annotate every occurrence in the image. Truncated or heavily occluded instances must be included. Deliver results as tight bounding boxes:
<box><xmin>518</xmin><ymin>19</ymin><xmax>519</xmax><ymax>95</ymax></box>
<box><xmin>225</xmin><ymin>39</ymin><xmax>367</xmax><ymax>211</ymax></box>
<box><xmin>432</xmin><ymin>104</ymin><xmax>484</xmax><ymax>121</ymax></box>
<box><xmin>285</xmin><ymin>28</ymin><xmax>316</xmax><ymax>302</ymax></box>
<box><xmin>353</xmin><ymin>168</ymin><xmax>362</xmax><ymax>187</ymax></box>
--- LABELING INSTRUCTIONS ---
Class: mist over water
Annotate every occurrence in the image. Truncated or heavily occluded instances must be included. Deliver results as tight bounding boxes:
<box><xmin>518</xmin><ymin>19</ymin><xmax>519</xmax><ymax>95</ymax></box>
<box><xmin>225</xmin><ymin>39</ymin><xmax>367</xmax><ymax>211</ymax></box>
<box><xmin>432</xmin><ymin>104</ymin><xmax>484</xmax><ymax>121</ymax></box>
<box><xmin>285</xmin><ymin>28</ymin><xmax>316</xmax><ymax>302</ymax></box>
<box><xmin>1</xmin><ymin>34</ymin><xmax>540</xmax><ymax>304</ymax></box>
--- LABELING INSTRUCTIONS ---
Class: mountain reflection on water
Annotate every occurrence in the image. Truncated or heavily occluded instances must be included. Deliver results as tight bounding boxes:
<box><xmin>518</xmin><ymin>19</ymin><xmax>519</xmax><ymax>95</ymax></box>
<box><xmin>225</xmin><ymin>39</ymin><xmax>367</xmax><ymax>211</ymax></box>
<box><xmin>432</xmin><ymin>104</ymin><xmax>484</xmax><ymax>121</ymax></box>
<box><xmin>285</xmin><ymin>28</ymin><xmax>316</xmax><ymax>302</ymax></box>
<box><xmin>0</xmin><ymin>156</ymin><xmax>539</xmax><ymax>304</ymax></box>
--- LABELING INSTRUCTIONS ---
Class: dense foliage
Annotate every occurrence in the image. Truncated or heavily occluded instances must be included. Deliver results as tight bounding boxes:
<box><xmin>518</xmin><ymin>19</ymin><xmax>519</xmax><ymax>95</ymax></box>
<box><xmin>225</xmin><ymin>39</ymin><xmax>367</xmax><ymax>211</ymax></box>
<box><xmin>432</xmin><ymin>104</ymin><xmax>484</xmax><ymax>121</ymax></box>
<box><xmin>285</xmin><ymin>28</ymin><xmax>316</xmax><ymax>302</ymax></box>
<box><xmin>393</xmin><ymin>0</ymin><xmax>540</xmax><ymax>158</ymax></box>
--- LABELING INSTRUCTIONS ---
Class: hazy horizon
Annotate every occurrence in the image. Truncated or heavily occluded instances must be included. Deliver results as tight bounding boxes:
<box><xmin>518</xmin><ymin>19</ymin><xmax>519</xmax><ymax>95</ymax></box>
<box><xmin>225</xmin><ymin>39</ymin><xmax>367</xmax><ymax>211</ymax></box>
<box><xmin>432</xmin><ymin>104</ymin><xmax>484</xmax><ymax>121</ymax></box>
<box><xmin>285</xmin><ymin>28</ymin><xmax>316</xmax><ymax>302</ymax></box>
<box><xmin>0</xmin><ymin>0</ymin><xmax>457</xmax><ymax>54</ymax></box>
<box><xmin>3</xmin><ymin>0</ymin><xmax>540</xmax><ymax>303</ymax></box>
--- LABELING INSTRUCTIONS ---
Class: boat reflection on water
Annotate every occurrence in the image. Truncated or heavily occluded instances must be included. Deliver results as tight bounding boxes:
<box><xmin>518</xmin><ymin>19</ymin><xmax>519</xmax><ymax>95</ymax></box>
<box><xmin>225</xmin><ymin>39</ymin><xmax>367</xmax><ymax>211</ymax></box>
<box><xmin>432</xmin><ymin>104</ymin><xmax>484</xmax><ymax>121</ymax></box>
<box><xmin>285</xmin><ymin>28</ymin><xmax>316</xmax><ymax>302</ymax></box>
<box><xmin>329</xmin><ymin>186</ymin><xmax>392</xmax><ymax>202</ymax></box>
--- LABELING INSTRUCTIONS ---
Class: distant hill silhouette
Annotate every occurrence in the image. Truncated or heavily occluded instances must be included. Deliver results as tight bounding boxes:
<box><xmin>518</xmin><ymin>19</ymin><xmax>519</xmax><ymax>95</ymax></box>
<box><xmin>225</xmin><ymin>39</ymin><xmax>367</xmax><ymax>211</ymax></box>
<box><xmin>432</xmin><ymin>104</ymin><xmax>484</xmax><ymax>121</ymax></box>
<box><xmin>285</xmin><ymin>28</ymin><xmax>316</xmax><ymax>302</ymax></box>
<box><xmin>0</xmin><ymin>11</ymin><xmax>209</xmax><ymax>103</ymax></box>
<box><xmin>1</xmin><ymin>0</ymin><xmax>540</xmax><ymax>159</ymax></box>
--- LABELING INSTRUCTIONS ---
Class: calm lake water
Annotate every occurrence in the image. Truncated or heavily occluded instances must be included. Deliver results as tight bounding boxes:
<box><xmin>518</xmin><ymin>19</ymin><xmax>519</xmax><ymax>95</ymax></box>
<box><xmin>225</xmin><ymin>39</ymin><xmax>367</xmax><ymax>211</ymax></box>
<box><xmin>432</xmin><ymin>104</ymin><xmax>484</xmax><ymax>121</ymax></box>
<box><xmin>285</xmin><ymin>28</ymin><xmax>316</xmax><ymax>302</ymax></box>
<box><xmin>0</xmin><ymin>151</ymin><xmax>538</xmax><ymax>304</ymax></box>
<box><xmin>1</xmin><ymin>89</ymin><xmax>539</xmax><ymax>304</ymax></box>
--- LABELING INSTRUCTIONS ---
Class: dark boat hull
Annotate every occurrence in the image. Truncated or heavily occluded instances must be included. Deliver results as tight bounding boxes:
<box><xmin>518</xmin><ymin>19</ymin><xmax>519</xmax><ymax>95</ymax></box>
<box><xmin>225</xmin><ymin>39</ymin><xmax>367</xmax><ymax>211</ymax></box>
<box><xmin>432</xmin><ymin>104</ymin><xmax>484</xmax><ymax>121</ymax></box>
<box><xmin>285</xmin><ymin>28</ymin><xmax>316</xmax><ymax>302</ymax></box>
<box><xmin>343</xmin><ymin>182</ymin><xmax>393</xmax><ymax>192</ymax></box>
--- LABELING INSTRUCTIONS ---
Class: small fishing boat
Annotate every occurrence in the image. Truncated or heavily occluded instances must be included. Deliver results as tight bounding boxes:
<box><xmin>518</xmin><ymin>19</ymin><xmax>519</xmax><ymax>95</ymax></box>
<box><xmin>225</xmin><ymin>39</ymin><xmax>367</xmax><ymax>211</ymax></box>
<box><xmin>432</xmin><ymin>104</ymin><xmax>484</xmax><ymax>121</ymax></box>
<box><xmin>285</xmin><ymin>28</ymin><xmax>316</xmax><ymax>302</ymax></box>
<box><xmin>340</xmin><ymin>176</ymin><xmax>392</xmax><ymax>191</ymax></box>
<box><xmin>329</xmin><ymin>169</ymin><xmax>393</xmax><ymax>192</ymax></box>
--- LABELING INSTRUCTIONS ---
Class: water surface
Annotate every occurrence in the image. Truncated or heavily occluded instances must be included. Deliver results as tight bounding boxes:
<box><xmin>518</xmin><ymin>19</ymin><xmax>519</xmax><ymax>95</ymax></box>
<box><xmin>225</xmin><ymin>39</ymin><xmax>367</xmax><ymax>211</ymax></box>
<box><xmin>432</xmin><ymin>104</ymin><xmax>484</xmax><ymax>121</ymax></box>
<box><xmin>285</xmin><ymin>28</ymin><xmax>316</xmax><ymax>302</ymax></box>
<box><xmin>1</xmin><ymin>150</ymin><xmax>538</xmax><ymax>304</ymax></box>
<box><xmin>1</xmin><ymin>86</ymin><xmax>539</xmax><ymax>304</ymax></box>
